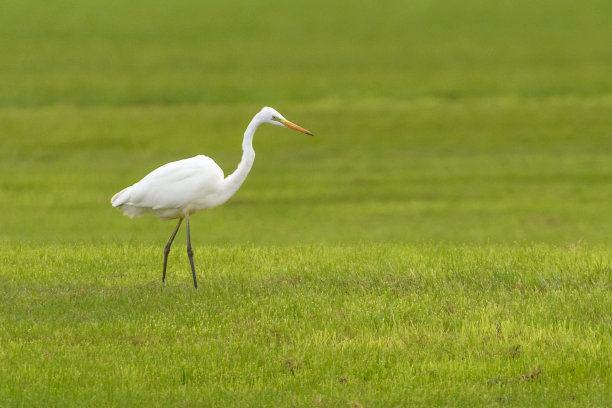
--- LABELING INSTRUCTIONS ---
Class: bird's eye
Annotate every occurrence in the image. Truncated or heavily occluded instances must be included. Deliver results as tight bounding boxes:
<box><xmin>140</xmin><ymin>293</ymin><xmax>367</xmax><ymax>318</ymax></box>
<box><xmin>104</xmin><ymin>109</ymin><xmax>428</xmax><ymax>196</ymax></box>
<box><xmin>272</xmin><ymin>116</ymin><xmax>281</xmax><ymax>122</ymax></box>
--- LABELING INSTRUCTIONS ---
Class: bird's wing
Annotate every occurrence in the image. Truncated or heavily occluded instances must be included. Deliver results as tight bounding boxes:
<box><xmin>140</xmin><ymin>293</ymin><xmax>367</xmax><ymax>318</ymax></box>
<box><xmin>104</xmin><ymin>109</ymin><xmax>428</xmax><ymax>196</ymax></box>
<box><xmin>120</xmin><ymin>155</ymin><xmax>225</xmax><ymax>210</ymax></box>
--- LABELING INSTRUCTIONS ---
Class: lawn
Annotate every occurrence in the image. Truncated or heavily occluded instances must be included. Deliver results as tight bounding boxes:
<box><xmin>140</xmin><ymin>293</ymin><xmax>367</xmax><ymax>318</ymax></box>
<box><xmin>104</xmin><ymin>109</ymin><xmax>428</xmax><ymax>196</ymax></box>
<box><xmin>1</xmin><ymin>244</ymin><xmax>610</xmax><ymax>406</ymax></box>
<box><xmin>1</xmin><ymin>0</ymin><xmax>611</xmax><ymax>406</ymax></box>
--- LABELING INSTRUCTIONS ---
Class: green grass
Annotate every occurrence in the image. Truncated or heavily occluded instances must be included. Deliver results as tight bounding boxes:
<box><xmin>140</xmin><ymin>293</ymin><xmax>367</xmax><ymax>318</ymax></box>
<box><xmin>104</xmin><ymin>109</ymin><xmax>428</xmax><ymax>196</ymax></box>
<box><xmin>1</xmin><ymin>244</ymin><xmax>610</xmax><ymax>406</ymax></box>
<box><xmin>1</xmin><ymin>0</ymin><xmax>612</xmax><ymax>106</ymax></box>
<box><xmin>1</xmin><ymin>0</ymin><xmax>611</xmax><ymax>406</ymax></box>
<box><xmin>2</xmin><ymin>98</ymin><xmax>611</xmax><ymax>245</ymax></box>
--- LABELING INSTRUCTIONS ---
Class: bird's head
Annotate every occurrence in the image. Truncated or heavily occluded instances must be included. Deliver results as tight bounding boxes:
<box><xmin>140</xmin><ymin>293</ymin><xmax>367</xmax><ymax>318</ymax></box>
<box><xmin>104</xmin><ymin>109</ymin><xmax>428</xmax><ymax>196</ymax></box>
<box><xmin>259</xmin><ymin>107</ymin><xmax>313</xmax><ymax>135</ymax></box>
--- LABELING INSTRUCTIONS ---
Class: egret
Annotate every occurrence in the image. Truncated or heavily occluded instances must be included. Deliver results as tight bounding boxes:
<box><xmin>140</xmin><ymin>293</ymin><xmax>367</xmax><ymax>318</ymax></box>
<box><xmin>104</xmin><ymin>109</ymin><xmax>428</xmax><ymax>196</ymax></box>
<box><xmin>111</xmin><ymin>107</ymin><xmax>313</xmax><ymax>288</ymax></box>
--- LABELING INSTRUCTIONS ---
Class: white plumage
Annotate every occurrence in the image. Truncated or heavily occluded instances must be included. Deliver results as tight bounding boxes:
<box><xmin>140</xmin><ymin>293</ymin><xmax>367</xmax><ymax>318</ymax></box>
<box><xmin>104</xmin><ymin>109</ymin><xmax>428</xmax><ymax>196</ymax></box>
<box><xmin>111</xmin><ymin>155</ymin><xmax>227</xmax><ymax>219</ymax></box>
<box><xmin>111</xmin><ymin>107</ymin><xmax>313</xmax><ymax>288</ymax></box>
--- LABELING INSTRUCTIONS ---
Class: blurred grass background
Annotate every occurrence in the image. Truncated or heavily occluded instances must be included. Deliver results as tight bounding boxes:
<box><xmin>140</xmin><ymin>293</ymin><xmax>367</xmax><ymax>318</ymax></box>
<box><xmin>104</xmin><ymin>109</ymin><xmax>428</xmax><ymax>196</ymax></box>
<box><xmin>1</xmin><ymin>0</ymin><xmax>611</xmax><ymax>105</ymax></box>
<box><xmin>1</xmin><ymin>0</ymin><xmax>611</xmax><ymax>245</ymax></box>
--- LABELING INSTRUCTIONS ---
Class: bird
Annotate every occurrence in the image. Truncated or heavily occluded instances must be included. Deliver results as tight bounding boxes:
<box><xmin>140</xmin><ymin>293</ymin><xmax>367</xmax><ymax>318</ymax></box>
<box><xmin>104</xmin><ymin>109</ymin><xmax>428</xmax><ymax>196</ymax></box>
<box><xmin>111</xmin><ymin>107</ymin><xmax>313</xmax><ymax>288</ymax></box>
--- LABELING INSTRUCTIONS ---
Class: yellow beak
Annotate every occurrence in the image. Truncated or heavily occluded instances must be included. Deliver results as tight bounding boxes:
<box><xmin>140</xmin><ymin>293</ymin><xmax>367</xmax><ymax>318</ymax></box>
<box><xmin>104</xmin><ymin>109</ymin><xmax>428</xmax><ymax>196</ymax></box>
<box><xmin>280</xmin><ymin>119</ymin><xmax>314</xmax><ymax>136</ymax></box>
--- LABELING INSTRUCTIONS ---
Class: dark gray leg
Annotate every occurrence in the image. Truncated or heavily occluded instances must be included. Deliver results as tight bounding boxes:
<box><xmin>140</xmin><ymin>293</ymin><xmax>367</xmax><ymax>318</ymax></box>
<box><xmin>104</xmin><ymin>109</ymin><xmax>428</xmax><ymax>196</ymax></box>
<box><xmin>185</xmin><ymin>214</ymin><xmax>198</xmax><ymax>288</ymax></box>
<box><xmin>162</xmin><ymin>218</ymin><xmax>183</xmax><ymax>283</ymax></box>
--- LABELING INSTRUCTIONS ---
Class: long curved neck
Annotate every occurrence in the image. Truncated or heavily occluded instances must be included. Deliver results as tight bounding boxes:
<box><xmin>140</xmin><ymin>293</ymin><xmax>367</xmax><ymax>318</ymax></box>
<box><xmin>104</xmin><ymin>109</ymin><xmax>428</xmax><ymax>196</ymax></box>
<box><xmin>220</xmin><ymin>115</ymin><xmax>260</xmax><ymax>197</ymax></box>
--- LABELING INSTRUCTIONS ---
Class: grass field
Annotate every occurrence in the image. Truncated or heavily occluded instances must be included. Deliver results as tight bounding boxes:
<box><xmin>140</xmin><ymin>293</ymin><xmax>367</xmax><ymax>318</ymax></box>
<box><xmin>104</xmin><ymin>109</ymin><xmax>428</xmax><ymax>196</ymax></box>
<box><xmin>1</xmin><ymin>0</ymin><xmax>611</xmax><ymax>406</ymax></box>
<box><xmin>1</xmin><ymin>245</ymin><xmax>610</xmax><ymax>406</ymax></box>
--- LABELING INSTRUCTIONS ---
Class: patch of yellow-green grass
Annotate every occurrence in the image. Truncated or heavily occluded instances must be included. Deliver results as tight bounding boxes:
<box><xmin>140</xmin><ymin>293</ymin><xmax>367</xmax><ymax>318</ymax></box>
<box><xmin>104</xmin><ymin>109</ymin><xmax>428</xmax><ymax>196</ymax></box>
<box><xmin>1</xmin><ymin>244</ymin><xmax>610</xmax><ymax>406</ymax></box>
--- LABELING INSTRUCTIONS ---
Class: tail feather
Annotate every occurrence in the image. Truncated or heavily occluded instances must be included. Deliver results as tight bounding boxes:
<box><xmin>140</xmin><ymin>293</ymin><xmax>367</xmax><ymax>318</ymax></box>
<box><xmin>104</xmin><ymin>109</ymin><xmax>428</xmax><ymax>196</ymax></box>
<box><xmin>111</xmin><ymin>186</ymin><xmax>131</xmax><ymax>207</ymax></box>
<box><xmin>111</xmin><ymin>186</ymin><xmax>152</xmax><ymax>218</ymax></box>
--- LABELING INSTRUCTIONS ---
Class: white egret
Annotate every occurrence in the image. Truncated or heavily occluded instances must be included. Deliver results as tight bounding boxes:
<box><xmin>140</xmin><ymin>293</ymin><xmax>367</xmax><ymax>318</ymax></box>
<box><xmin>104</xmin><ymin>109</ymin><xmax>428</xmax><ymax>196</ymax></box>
<box><xmin>111</xmin><ymin>107</ymin><xmax>313</xmax><ymax>288</ymax></box>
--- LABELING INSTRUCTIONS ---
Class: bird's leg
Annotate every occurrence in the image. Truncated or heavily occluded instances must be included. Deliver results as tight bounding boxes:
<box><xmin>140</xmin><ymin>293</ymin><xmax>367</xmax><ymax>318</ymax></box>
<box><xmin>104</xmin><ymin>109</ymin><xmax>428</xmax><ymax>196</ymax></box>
<box><xmin>185</xmin><ymin>214</ymin><xmax>198</xmax><ymax>289</ymax></box>
<box><xmin>162</xmin><ymin>218</ymin><xmax>183</xmax><ymax>283</ymax></box>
